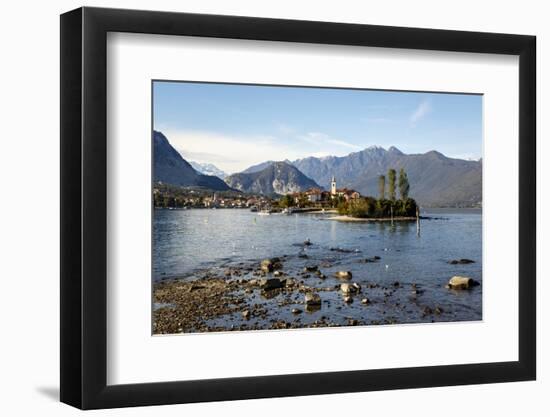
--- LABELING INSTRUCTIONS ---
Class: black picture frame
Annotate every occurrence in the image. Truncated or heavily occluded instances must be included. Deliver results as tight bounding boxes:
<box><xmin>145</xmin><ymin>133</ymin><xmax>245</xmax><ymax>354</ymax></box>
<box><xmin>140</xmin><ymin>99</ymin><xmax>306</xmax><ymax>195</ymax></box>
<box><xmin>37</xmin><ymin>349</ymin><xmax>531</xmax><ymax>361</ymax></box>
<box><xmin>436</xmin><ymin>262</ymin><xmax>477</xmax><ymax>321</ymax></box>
<box><xmin>60</xmin><ymin>6</ymin><xmax>536</xmax><ymax>410</ymax></box>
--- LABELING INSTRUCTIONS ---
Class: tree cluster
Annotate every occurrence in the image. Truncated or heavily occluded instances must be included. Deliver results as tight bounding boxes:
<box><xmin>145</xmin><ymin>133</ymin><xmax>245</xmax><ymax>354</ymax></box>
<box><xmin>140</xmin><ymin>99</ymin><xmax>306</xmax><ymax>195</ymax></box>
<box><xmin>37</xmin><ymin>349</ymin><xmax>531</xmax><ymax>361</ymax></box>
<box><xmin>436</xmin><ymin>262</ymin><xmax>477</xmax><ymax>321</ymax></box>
<box><xmin>339</xmin><ymin>168</ymin><xmax>416</xmax><ymax>218</ymax></box>
<box><xmin>378</xmin><ymin>168</ymin><xmax>410</xmax><ymax>200</ymax></box>
<box><xmin>338</xmin><ymin>197</ymin><xmax>417</xmax><ymax>218</ymax></box>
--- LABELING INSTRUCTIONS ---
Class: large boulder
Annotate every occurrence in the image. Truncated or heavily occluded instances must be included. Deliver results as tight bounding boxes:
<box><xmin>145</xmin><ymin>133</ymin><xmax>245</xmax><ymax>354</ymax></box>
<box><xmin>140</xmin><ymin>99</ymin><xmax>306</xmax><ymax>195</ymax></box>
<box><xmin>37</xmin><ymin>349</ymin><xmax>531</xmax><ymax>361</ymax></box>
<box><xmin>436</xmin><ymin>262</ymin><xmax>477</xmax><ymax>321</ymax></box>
<box><xmin>304</xmin><ymin>292</ymin><xmax>321</xmax><ymax>306</ymax></box>
<box><xmin>447</xmin><ymin>276</ymin><xmax>480</xmax><ymax>290</ymax></box>
<box><xmin>260</xmin><ymin>257</ymin><xmax>282</xmax><ymax>272</ymax></box>
<box><xmin>334</xmin><ymin>271</ymin><xmax>353</xmax><ymax>280</ymax></box>
<box><xmin>283</xmin><ymin>277</ymin><xmax>297</xmax><ymax>288</ymax></box>
<box><xmin>340</xmin><ymin>282</ymin><xmax>361</xmax><ymax>294</ymax></box>
<box><xmin>260</xmin><ymin>259</ymin><xmax>274</xmax><ymax>272</ymax></box>
<box><xmin>259</xmin><ymin>278</ymin><xmax>283</xmax><ymax>290</ymax></box>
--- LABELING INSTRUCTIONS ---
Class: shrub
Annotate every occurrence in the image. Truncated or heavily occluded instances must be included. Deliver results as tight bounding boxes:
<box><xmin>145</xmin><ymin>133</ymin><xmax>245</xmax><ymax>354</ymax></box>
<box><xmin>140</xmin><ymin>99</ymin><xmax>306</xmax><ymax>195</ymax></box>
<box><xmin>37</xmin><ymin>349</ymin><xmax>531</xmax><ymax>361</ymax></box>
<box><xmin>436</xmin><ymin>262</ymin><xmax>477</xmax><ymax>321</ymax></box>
<box><xmin>402</xmin><ymin>197</ymin><xmax>418</xmax><ymax>217</ymax></box>
<box><xmin>375</xmin><ymin>199</ymin><xmax>392</xmax><ymax>217</ymax></box>
<box><xmin>348</xmin><ymin>199</ymin><xmax>369</xmax><ymax>218</ymax></box>
<box><xmin>337</xmin><ymin>200</ymin><xmax>349</xmax><ymax>215</ymax></box>
<box><xmin>339</xmin><ymin>196</ymin><xmax>418</xmax><ymax>219</ymax></box>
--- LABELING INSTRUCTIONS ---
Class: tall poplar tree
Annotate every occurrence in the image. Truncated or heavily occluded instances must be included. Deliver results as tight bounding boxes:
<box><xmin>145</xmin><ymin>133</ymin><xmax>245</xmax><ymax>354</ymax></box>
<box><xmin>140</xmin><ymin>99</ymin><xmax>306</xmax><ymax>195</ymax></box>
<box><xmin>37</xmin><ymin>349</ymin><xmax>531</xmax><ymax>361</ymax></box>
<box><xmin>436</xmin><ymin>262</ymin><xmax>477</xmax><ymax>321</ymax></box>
<box><xmin>378</xmin><ymin>175</ymin><xmax>386</xmax><ymax>200</ymax></box>
<box><xmin>398</xmin><ymin>168</ymin><xmax>410</xmax><ymax>200</ymax></box>
<box><xmin>388</xmin><ymin>168</ymin><xmax>396</xmax><ymax>201</ymax></box>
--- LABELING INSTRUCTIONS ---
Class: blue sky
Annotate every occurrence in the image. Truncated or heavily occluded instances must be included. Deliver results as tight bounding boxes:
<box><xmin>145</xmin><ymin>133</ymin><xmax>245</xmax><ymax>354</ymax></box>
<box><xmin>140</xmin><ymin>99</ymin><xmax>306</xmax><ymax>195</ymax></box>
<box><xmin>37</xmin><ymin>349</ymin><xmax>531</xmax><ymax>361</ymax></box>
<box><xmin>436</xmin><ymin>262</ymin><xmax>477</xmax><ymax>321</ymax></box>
<box><xmin>153</xmin><ymin>81</ymin><xmax>482</xmax><ymax>174</ymax></box>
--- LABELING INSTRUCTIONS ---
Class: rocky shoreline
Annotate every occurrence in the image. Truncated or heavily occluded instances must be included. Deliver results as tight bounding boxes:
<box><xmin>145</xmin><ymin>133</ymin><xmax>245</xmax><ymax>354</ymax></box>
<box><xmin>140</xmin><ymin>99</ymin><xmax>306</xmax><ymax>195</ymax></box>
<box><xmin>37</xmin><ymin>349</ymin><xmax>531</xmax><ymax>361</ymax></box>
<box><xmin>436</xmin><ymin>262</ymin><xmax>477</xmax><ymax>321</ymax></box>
<box><xmin>153</xmin><ymin>251</ymin><xmax>480</xmax><ymax>334</ymax></box>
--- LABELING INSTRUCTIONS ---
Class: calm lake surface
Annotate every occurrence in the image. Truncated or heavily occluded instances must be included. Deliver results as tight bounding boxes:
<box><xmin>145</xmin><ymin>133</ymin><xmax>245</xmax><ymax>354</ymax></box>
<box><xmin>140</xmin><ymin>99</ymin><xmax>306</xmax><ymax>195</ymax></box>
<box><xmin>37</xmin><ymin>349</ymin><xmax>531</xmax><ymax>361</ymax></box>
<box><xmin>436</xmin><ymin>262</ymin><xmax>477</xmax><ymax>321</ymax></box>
<box><xmin>153</xmin><ymin>208</ymin><xmax>482</xmax><ymax>326</ymax></box>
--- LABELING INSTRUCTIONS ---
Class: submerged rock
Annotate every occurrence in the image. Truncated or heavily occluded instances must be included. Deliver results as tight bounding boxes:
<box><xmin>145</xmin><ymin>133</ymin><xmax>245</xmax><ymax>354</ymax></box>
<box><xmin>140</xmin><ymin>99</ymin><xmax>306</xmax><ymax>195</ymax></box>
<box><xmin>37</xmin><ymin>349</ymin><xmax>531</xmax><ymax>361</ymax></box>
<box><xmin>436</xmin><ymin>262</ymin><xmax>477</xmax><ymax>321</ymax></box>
<box><xmin>242</xmin><ymin>310</ymin><xmax>251</xmax><ymax>319</ymax></box>
<box><xmin>334</xmin><ymin>271</ymin><xmax>353</xmax><ymax>280</ymax></box>
<box><xmin>447</xmin><ymin>276</ymin><xmax>480</xmax><ymax>290</ymax></box>
<box><xmin>331</xmin><ymin>247</ymin><xmax>361</xmax><ymax>253</ymax></box>
<box><xmin>291</xmin><ymin>308</ymin><xmax>303</xmax><ymax>314</ymax></box>
<box><xmin>361</xmin><ymin>298</ymin><xmax>370</xmax><ymax>305</ymax></box>
<box><xmin>448</xmin><ymin>258</ymin><xmax>475</xmax><ymax>265</ymax></box>
<box><xmin>304</xmin><ymin>292</ymin><xmax>321</xmax><ymax>306</ymax></box>
<box><xmin>362</xmin><ymin>256</ymin><xmax>381</xmax><ymax>263</ymax></box>
<box><xmin>343</xmin><ymin>296</ymin><xmax>353</xmax><ymax>304</ymax></box>
<box><xmin>303</xmin><ymin>265</ymin><xmax>318</xmax><ymax>272</ymax></box>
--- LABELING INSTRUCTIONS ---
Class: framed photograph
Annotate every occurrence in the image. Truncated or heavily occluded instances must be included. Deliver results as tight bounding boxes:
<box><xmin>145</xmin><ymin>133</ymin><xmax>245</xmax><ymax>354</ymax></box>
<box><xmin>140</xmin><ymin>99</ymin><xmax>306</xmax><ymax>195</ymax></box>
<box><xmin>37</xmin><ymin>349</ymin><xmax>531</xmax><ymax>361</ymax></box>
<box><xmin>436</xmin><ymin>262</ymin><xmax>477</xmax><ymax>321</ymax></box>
<box><xmin>60</xmin><ymin>7</ymin><xmax>536</xmax><ymax>409</ymax></box>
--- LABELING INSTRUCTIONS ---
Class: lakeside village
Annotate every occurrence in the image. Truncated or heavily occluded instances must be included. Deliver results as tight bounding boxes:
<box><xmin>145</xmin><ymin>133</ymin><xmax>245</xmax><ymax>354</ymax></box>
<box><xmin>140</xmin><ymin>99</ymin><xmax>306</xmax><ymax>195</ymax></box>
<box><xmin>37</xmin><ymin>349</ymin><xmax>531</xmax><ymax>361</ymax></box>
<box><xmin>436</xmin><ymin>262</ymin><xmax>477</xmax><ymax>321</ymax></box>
<box><xmin>153</xmin><ymin>168</ymin><xmax>419</xmax><ymax>220</ymax></box>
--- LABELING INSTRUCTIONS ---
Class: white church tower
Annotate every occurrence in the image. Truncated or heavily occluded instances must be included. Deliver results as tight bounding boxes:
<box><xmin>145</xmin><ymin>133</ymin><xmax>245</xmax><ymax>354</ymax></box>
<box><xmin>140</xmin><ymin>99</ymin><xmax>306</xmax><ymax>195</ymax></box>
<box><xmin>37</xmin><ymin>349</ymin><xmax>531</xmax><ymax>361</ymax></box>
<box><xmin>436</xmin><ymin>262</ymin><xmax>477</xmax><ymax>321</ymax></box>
<box><xmin>331</xmin><ymin>175</ymin><xmax>337</xmax><ymax>196</ymax></box>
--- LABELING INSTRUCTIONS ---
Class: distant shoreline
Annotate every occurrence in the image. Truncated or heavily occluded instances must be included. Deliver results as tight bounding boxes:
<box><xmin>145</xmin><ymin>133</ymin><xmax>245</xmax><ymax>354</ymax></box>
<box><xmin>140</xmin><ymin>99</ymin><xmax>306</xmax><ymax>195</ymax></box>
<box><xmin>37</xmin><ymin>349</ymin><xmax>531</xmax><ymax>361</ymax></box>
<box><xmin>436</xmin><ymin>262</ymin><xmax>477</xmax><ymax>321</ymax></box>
<box><xmin>293</xmin><ymin>208</ymin><xmax>338</xmax><ymax>214</ymax></box>
<box><xmin>326</xmin><ymin>215</ymin><xmax>417</xmax><ymax>222</ymax></box>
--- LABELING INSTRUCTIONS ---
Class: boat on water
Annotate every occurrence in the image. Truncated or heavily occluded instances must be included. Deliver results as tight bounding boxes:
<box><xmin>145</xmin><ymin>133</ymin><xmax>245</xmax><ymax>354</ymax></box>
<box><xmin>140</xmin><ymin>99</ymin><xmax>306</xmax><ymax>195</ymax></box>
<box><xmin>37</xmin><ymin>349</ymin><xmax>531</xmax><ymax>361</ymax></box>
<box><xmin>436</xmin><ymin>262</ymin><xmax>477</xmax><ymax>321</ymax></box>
<box><xmin>258</xmin><ymin>207</ymin><xmax>277</xmax><ymax>215</ymax></box>
<box><xmin>250</xmin><ymin>206</ymin><xmax>258</xmax><ymax>212</ymax></box>
<box><xmin>282</xmin><ymin>207</ymin><xmax>295</xmax><ymax>215</ymax></box>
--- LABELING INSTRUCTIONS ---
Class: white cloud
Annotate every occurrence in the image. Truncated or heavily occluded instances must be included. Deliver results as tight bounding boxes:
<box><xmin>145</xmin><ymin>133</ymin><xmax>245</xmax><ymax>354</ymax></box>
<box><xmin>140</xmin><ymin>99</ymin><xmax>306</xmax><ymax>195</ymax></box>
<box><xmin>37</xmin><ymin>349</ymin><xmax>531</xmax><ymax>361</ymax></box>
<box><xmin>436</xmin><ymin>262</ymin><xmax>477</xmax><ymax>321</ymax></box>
<box><xmin>298</xmin><ymin>132</ymin><xmax>361</xmax><ymax>150</ymax></box>
<box><xmin>410</xmin><ymin>100</ymin><xmax>432</xmax><ymax>125</ymax></box>
<box><xmin>325</xmin><ymin>138</ymin><xmax>361</xmax><ymax>150</ymax></box>
<box><xmin>296</xmin><ymin>132</ymin><xmax>319</xmax><ymax>144</ymax></box>
<box><xmin>163</xmin><ymin>129</ymin><xmax>307</xmax><ymax>174</ymax></box>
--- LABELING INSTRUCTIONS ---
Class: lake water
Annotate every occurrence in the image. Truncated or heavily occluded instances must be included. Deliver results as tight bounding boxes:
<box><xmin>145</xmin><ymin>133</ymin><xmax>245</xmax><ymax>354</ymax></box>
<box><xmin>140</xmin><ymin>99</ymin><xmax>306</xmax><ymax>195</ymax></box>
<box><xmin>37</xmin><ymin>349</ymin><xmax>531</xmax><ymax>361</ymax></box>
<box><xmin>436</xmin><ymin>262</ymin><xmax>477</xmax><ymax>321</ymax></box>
<box><xmin>153</xmin><ymin>208</ymin><xmax>482</xmax><ymax>326</ymax></box>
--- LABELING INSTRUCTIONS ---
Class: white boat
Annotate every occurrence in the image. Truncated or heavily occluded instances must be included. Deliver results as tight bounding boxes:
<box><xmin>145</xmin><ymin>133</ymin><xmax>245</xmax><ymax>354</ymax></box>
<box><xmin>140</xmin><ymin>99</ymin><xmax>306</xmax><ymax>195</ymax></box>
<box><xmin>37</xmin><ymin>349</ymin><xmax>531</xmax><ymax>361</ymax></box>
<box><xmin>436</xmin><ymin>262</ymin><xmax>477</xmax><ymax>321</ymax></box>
<box><xmin>258</xmin><ymin>209</ymin><xmax>272</xmax><ymax>215</ymax></box>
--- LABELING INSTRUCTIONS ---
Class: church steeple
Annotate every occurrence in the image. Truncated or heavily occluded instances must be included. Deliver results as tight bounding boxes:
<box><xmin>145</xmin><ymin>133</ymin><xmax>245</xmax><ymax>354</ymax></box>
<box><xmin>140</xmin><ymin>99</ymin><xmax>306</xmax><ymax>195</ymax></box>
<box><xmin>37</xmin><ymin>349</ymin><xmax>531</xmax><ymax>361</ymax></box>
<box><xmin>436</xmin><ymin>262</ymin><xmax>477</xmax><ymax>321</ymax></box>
<box><xmin>331</xmin><ymin>175</ymin><xmax>337</xmax><ymax>195</ymax></box>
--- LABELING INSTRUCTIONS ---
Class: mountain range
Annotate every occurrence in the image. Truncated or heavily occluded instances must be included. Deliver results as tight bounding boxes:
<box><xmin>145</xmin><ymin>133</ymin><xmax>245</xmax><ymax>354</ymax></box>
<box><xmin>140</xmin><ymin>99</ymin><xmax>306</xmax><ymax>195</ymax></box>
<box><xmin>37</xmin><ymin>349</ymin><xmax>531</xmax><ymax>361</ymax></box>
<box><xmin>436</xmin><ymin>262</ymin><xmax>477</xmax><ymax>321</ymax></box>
<box><xmin>224</xmin><ymin>161</ymin><xmax>320</xmax><ymax>196</ymax></box>
<box><xmin>290</xmin><ymin>146</ymin><xmax>481</xmax><ymax>207</ymax></box>
<box><xmin>153</xmin><ymin>131</ymin><xmax>230</xmax><ymax>191</ymax></box>
<box><xmin>237</xmin><ymin>146</ymin><xmax>481</xmax><ymax>207</ymax></box>
<box><xmin>153</xmin><ymin>130</ymin><xmax>482</xmax><ymax>207</ymax></box>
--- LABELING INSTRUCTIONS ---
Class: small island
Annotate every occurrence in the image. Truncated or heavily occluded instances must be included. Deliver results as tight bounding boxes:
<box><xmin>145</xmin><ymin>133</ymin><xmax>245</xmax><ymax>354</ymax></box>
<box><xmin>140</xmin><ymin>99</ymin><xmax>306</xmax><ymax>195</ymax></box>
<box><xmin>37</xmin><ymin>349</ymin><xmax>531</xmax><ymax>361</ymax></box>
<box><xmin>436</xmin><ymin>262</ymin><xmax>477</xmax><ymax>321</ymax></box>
<box><xmin>328</xmin><ymin>168</ymin><xmax>419</xmax><ymax>222</ymax></box>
